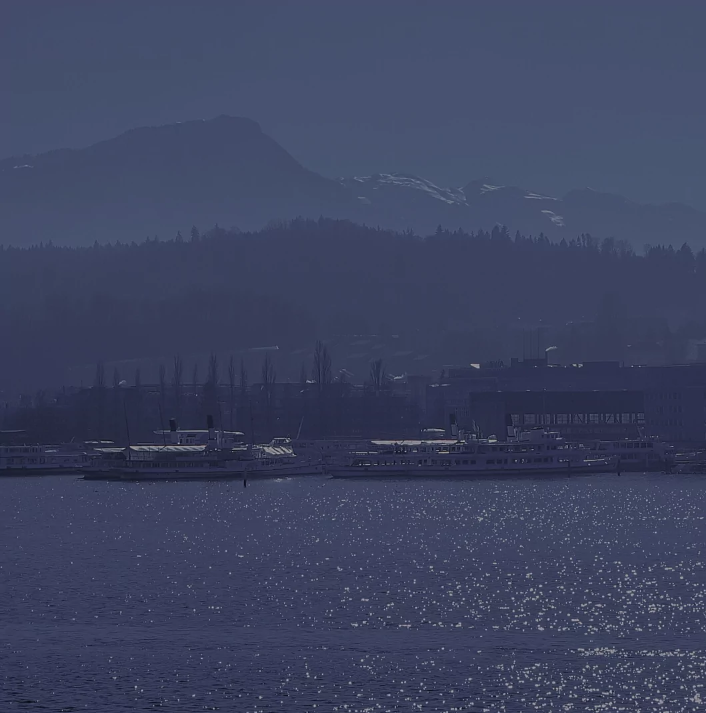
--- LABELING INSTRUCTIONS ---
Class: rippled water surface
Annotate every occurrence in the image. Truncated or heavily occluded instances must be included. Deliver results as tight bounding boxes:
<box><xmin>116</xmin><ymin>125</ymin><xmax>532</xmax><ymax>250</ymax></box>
<box><xmin>2</xmin><ymin>473</ymin><xmax>706</xmax><ymax>711</ymax></box>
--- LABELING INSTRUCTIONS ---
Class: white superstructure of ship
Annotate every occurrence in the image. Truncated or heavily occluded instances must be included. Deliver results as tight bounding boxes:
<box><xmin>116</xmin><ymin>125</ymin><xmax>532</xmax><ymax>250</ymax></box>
<box><xmin>84</xmin><ymin>418</ymin><xmax>323</xmax><ymax>481</ymax></box>
<box><xmin>239</xmin><ymin>437</ymin><xmax>325</xmax><ymax>477</ymax></box>
<box><xmin>328</xmin><ymin>421</ymin><xmax>610</xmax><ymax>478</ymax></box>
<box><xmin>584</xmin><ymin>435</ymin><xmax>674</xmax><ymax>472</ymax></box>
<box><xmin>0</xmin><ymin>443</ymin><xmax>91</xmax><ymax>476</ymax></box>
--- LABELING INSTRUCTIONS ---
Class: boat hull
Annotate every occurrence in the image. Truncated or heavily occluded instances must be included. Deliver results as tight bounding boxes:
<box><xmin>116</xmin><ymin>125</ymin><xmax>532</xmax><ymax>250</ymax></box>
<box><xmin>83</xmin><ymin>466</ymin><xmax>245</xmax><ymax>481</ymax></box>
<box><xmin>1</xmin><ymin>468</ymin><xmax>86</xmax><ymax>477</ymax></box>
<box><xmin>329</xmin><ymin>461</ymin><xmax>610</xmax><ymax>479</ymax></box>
<box><xmin>245</xmin><ymin>463</ymin><xmax>325</xmax><ymax>478</ymax></box>
<box><xmin>83</xmin><ymin>462</ymin><xmax>325</xmax><ymax>481</ymax></box>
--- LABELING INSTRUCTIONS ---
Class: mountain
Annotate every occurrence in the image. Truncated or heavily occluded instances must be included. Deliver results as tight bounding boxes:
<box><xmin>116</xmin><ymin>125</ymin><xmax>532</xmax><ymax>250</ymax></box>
<box><xmin>347</xmin><ymin>174</ymin><xmax>706</xmax><ymax>248</ymax></box>
<box><xmin>2</xmin><ymin>115</ymin><xmax>706</xmax><ymax>248</ymax></box>
<box><xmin>0</xmin><ymin>115</ymin><xmax>354</xmax><ymax>245</ymax></box>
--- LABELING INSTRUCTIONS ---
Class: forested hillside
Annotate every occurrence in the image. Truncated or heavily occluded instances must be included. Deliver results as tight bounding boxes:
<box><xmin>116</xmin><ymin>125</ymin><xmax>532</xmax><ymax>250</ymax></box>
<box><xmin>1</xmin><ymin>219</ymin><xmax>705</xmax><ymax>392</ymax></box>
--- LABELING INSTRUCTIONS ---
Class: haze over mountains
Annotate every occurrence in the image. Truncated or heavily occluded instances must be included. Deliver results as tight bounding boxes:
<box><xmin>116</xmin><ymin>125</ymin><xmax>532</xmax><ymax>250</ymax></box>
<box><xmin>2</xmin><ymin>115</ymin><xmax>705</xmax><ymax>249</ymax></box>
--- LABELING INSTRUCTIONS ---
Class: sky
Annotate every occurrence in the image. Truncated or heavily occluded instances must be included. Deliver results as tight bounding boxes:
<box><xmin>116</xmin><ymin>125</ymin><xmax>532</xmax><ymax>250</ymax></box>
<box><xmin>3</xmin><ymin>0</ymin><xmax>706</xmax><ymax>207</ymax></box>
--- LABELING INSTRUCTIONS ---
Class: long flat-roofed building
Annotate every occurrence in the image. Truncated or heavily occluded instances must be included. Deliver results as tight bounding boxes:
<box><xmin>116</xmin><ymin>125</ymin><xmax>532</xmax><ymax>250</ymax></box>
<box><xmin>426</xmin><ymin>358</ymin><xmax>706</xmax><ymax>445</ymax></box>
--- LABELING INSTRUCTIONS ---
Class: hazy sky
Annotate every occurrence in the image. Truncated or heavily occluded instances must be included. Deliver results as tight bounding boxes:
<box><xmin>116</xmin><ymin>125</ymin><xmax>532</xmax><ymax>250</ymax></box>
<box><xmin>3</xmin><ymin>1</ymin><xmax>706</xmax><ymax>207</ymax></box>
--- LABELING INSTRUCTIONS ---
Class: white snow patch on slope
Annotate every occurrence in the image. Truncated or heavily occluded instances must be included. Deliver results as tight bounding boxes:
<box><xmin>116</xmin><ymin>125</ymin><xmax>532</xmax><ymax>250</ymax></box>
<box><xmin>345</xmin><ymin>173</ymin><xmax>467</xmax><ymax>206</ymax></box>
<box><xmin>479</xmin><ymin>183</ymin><xmax>504</xmax><ymax>194</ymax></box>
<box><xmin>525</xmin><ymin>192</ymin><xmax>557</xmax><ymax>201</ymax></box>
<box><xmin>541</xmin><ymin>209</ymin><xmax>565</xmax><ymax>227</ymax></box>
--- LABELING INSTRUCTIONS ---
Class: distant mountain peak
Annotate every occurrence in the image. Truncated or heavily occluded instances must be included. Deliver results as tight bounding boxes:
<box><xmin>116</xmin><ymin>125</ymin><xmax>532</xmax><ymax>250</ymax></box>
<box><xmin>2</xmin><ymin>116</ymin><xmax>706</xmax><ymax>249</ymax></box>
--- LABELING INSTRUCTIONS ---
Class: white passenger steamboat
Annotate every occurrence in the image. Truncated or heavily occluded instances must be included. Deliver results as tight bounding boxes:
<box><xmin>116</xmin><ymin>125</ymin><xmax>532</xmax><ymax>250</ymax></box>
<box><xmin>328</xmin><ymin>424</ymin><xmax>610</xmax><ymax>478</ymax></box>
<box><xmin>84</xmin><ymin>419</ymin><xmax>323</xmax><ymax>481</ymax></box>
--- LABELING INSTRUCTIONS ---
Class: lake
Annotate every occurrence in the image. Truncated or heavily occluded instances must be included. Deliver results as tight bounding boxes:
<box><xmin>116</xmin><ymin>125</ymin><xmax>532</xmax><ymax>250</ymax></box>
<box><xmin>2</xmin><ymin>473</ymin><xmax>706</xmax><ymax>711</ymax></box>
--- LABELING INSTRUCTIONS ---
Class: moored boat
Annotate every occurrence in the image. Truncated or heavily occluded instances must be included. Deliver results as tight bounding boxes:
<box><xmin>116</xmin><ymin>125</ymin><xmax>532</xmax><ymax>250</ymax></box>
<box><xmin>328</xmin><ymin>427</ymin><xmax>610</xmax><ymax>478</ymax></box>
<box><xmin>83</xmin><ymin>420</ymin><xmax>323</xmax><ymax>481</ymax></box>
<box><xmin>241</xmin><ymin>438</ymin><xmax>325</xmax><ymax>477</ymax></box>
<box><xmin>0</xmin><ymin>443</ymin><xmax>91</xmax><ymax>476</ymax></box>
<box><xmin>584</xmin><ymin>436</ymin><xmax>674</xmax><ymax>472</ymax></box>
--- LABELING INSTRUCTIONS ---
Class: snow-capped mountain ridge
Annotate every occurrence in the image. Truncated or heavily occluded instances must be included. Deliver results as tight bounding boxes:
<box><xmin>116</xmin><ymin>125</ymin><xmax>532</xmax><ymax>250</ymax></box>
<box><xmin>2</xmin><ymin>115</ymin><xmax>706</xmax><ymax>248</ymax></box>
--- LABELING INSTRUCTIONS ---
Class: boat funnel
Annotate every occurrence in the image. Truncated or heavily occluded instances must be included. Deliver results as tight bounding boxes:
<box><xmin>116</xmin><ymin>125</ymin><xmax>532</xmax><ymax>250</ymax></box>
<box><xmin>169</xmin><ymin>418</ymin><xmax>178</xmax><ymax>444</ymax></box>
<box><xmin>207</xmin><ymin>414</ymin><xmax>216</xmax><ymax>441</ymax></box>
<box><xmin>449</xmin><ymin>413</ymin><xmax>459</xmax><ymax>439</ymax></box>
<box><xmin>505</xmin><ymin>413</ymin><xmax>515</xmax><ymax>440</ymax></box>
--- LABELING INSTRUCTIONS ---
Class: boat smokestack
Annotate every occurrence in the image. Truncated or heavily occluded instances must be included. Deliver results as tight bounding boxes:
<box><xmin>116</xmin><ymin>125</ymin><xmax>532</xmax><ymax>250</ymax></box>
<box><xmin>449</xmin><ymin>413</ymin><xmax>459</xmax><ymax>439</ymax></box>
<box><xmin>505</xmin><ymin>413</ymin><xmax>515</xmax><ymax>440</ymax></box>
<box><xmin>169</xmin><ymin>418</ymin><xmax>178</xmax><ymax>444</ymax></box>
<box><xmin>207</xmin><ymin>414</ymin><xmax>216</xmax><ymax>441</ymax></box>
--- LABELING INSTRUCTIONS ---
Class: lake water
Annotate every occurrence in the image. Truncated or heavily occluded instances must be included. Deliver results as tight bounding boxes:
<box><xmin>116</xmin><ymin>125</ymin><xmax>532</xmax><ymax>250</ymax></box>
<box><xmin>2</xmin><ymin>472</ymin><xmax>706</xmax><ymax>712</ymax></box>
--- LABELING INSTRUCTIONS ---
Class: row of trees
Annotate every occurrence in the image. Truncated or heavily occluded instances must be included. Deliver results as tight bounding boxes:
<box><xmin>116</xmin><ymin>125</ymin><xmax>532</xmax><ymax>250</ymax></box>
<box><xmin>5</xmin><ymin>339</ymin><xmax>408</xmax><ymax>443</ymax></box>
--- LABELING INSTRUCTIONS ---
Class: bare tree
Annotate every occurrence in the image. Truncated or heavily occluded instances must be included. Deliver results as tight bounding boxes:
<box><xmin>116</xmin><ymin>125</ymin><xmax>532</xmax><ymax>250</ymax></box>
<box><xmin>93</xmin><ymin>361</ymin><xmax>106</xmax><ymax>440</ymax></box>
<box><xmin>261</xmin><ymin>353</ymin><xmax>276</xmax><ymax>387</ymax></box>
<box><xmin>172</xmin><ymin>355</ymin><xmax>183</xmax><ymax>421</ymax></box>
<box><xmin>158</xmin><ymin>363</ymin><xmax>166</xmax><ymax>394</ymax></box>
<box><xmin>94</xmin><ymin>361</ymin><xmax>106</xmax><ymax>389</ymax></box>
<box><xmin>228</xmin><ymin>355</ymin><xmax>236</xmax><ymax>430</ymax></box>
<box><xmin>311</xmin><ymin>340</ymin><xmax>332</xmax><ymax>393</ymax></box>
<box><xmin>132</xmin><ymin>367</ymin><xmax>143</xmax><ymax>441</ymax></box>
<box><xmin>370</xmin><ymin>358</ymin><xmax>386</xmax><ymax>394</ymax></box>
<box><xmin>261</xmin><ymin>353</ymin><xmax>276</xmax><ymax>432</ymax></box>
<box><xmin>311</xmin><ymin>341</ymin><xmax>333</xmax><ymax>437</ymax></box>
<box><xmin>239</xmin><ymin>359</ymin><xmax>248</xmax><ymax>393</ymax></box>
<box><xmin>207</xmin><ymin>353</ymin><xmax>219</xmax><ymax>387</ymax></box>
<box><xmin>203</xmin><ymin>353</ymin><xmax>220</xmax><ymax>421</ymax></box>
<box><xmin>239</xmin><ymin>358</ymin><xmax>249</xmax><ymax>438</ymax></box>
<box><xmin>112</xmin><ymin>367</ymin><xmax>122</xmax><ymax>441</ymax></box>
